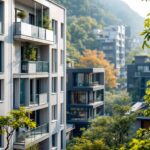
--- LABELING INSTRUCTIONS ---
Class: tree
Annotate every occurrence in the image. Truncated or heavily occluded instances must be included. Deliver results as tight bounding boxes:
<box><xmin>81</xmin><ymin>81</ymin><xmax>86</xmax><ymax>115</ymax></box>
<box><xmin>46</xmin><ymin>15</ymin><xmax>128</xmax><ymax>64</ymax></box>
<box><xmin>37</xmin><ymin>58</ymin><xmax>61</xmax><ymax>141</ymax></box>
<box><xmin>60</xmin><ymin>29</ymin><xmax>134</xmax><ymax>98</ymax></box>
<box><xmin>76</xmin><ymin>50</ymin><xmax>118</xmax><ymax>88</ymax></box>
<box><xmin>0</xmin><ymin>107</ymin><xmax>36</xmax><ymax>150</ymax></box>
<box><xmin>105</xmin><ymin>91</ymin><xmax>132</xmax><ymax>115</ymax></box>
<box><xmin>67</xmin><ymin>105</ymin><xmax>136</xmax><ymax>150</ymax></box>
<box><xmin>67</xmin><ymin>137</ymin><xmax>109</xmax><ymax>150</ymax></box>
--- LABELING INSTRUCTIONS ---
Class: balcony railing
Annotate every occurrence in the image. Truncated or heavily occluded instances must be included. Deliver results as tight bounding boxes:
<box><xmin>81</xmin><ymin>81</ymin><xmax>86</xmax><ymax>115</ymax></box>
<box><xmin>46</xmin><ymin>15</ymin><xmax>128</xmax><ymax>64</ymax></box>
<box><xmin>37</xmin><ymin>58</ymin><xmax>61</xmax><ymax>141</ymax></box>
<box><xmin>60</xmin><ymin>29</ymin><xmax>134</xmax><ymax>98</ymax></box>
<box><xmin>0</xmin><ymin>21</ymin><xmax>3</xmax><ymax>34</ymax></box>
<box><xmin>18</xmin><ymin>93</ymin><xmax>48</xmax><ymax>109</ymax></box>
<box><xmin>21</xmin><ymin>61</ymin><xmax>49</xmax><ymax>73</ymax></box>
<box><xmin>14</xmin><ymin>22</ymin><xmax>54</xmax><ymax>42</ymax></box>
<box><xmin>30</xmin><ymin>93</ymin><xmax>48</xmax><ymax>106</ymax></box>
<box><xmin>75</xmin><ymin>81</ymin><xmax>100</xmax><ymax>87</ymax></box>
<box><xmin>16</xmin><ymin>123</ymin><xmax>49</xmax><ymax>144</ymax></box>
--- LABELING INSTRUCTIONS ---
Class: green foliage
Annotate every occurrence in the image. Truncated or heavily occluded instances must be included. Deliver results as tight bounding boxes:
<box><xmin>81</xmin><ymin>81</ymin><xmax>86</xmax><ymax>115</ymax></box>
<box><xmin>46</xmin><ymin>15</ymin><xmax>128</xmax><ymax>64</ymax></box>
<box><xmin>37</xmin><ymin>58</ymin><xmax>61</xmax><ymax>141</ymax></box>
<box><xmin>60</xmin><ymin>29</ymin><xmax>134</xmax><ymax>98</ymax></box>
<box><xmin>105</xmin><ymin>91</ymin><xmax>132</xmax><ymax>115</ymax></box>
<box><xmin>141</xmin><ymin>14</ymin><xmax>150</xmax><ymax>49</ymax></box>
<box><xmin>123</xmin><ymin>82</ymin><xmax>150</xmax><ymax>150</ymax></box>
<box><xmin>67</xmin><ymin>138</ymin><xmax>109</xmax><ymax>150</ymax></box>
<box><xmin>43</xmin><ymin>16</ymin><xmax>51</xmax><ymax>30</ymax></box>
<box><xmin>67</xmin><ymin>105</ymin><xmax>136</xmax><ymax>150</ymax></box>
<box><xmin>25</xmin><ymin>44</ymin><xmax>37</xmax><ymax>61</ymax></box>
<box><xmin>0</xmin><ymin>107</ymin><xmax>36</xmax><ymax>150</ymax></box>
<box><xmin>26</xmin><ymin>144</ymin><xmax>40</xmax><ymax>150</ymax></box>
<box><xmin>17</xmin><ymin>10</ymin><xmax>27</xmax><ymax>20</ymax></box>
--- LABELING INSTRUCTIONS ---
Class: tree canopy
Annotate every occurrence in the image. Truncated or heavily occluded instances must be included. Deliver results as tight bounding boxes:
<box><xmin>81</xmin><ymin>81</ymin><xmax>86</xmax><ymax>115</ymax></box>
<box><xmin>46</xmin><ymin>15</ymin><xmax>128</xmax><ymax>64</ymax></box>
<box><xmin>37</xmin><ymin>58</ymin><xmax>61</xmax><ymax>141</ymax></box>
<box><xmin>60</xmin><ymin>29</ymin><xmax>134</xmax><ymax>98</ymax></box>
<box><xmin>76</xmin><ymin>50</ymin><xmax>118</xmax><ymax>88</ymax></box>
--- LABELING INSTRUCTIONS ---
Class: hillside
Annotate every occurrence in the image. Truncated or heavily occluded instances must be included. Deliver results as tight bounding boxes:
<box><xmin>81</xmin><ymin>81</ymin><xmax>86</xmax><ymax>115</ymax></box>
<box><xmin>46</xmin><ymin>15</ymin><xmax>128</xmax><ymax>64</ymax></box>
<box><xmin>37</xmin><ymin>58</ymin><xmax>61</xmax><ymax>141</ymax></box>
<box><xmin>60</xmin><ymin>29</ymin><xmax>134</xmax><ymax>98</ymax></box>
<box><xmin>56</xmin><ymin>0</ymin><xmax>144</xmax><ymax>36</ymax></box>
<box><xmin>54</xmin><ymin>0</ymin><xmax>144</xmax><ymax>59</ymax></box>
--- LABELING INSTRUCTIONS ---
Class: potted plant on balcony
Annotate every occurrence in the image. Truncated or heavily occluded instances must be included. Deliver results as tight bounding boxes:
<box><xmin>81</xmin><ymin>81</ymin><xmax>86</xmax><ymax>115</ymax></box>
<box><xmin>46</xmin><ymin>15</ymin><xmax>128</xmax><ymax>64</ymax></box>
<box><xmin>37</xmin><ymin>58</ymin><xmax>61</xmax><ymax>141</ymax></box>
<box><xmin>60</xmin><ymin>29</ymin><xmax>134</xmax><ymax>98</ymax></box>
<box><xmin>43</xmin><ymin>15</ymin><xmax>51</xmax><ymax>30</ymax></box>
<box><xmin>25</xmin><ymin>44</ymin><xmax>37</xmax><ymax>61</ymax></box>
<box><xmin>24</xmin><ymin>44</ymin><xmax>37</xmax><ymax>73</ymax></box>
<box><xmin>17</xmin><ymin>10</ymin><xmax>27</xmax><ymax>21</ymax></box>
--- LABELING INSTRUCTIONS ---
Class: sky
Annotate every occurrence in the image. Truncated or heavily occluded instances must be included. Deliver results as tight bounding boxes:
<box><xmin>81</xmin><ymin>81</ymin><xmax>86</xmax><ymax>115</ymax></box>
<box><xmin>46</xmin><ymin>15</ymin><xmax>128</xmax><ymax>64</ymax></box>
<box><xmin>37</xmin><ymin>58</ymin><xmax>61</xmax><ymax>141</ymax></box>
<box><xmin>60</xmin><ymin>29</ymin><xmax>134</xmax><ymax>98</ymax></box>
<box><xmin>122</xmin><ymin>0</ymin><xmax>150</xmax><ymax>18</ymax></box>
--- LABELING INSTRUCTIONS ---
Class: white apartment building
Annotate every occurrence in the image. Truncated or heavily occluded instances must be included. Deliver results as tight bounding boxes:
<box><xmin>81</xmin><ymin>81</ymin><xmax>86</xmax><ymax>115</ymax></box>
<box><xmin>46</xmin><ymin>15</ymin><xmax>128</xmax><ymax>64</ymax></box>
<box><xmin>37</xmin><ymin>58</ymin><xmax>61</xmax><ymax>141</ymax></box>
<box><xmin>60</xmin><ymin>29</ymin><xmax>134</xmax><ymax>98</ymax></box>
<box><xmin>0</xmin><ymin>0</ymin><xmax>66</xmax><ymax>149</ymax></box>
<box><xmin>95</xmin><ymin>25</ymin><xmax>126</xmax><ymax>78</ymax></box>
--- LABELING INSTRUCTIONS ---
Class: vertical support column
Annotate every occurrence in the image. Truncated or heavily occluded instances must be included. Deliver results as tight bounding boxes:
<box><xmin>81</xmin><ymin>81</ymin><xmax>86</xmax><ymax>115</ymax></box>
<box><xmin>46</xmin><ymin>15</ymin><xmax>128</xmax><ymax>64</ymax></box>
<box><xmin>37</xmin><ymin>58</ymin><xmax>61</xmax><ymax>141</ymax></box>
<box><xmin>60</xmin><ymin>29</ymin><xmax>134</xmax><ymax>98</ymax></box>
<box><xmin>26</xmin><ymin>79</ymin><xmax>30</xmax><ymax>106</ymax></box>
<box><xmin>33</xmin><ymin>79</ymin><xmax>37</xmax><ymax>104</ymax></box>
<box><xmin>34</xmin><ymin>2</ymin><xmax>37</xmax><ymax>26</ymax></box>
<box><xmin>41</xmin><ymin>5</ymin><xmax>43</xmax><ymax>28</ymax></box>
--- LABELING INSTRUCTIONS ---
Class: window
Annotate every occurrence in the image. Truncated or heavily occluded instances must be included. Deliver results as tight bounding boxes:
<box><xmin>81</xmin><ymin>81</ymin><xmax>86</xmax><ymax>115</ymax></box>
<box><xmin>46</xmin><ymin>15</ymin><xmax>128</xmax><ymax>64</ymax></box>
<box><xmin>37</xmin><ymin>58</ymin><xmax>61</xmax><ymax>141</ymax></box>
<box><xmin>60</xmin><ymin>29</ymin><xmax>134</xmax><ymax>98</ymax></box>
<box><xmin>61</xmin><ymin>103</ymin><xmax>64</xmax><ymax>124</ymax></box>
<box><xmin>52</xmin><ymin>20</ymin><xmax>58</xmax><ymax>43</ymax></box>
<box><xmin>60</xmin><ymin>50</ymin><xmax>64</xmax><ymax>65</ymax></box>
<box><xmin>52</xmin><ymin>133</ymin><xmax>57</xmax><ymax>147</ymax></box>
<box><xmin>0</xmin><ymin>42</ymin><xmax>3</xmax><ymax>72</ymax></box>
<box><xmin>61</xmin><ymin>23</ymin><xmax>64</xmax><ymax>38</ymax></box>
<box><xmin>0</xmin><ymin>134</ymin><xmax>3</xmax><ymax>147</ymax></box>
<box><xmin>0</xmin><ymin>1</ymin><xmax>4</xmax><ymax>34</ymax></box>
<box><xmin>52</xmin><ymin>77</ymin><xmax>57</xmax><ymax>93</ymax></box>
<box><xmin>52</xmin><ymin>49</ymin><xmax>57</xmax><ymax>73</ymax></box>
<box><xmin>52</xmin><ymin>105</ymin><xmax>57</xmax><ymax>120</ymax></box>
<box><xmin>0</xmin><ymin>80</ymin><xmax>4</xmax><ymax>101</ymax></box>
<box><xmin>29</xmin><ymin>13</ymin><xmax>35</xmax><ymax>25</ymax></box>
<box><xmin>61</xmin><ymin>77</ymin><xmax>64</xmax><ymax>91</ymax></box>
<box><xmin>61</xmin><ymin>130</ymin><xmax>64</xmax><ymax>149</ymax></box>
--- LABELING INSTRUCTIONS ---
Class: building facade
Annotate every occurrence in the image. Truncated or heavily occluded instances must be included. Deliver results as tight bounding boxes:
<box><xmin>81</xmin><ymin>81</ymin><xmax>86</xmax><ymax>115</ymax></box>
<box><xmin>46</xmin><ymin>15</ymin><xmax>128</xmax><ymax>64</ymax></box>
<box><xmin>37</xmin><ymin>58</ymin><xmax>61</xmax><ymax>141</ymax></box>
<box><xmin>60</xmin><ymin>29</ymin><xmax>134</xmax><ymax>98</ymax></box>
<box><xmin>95</xmin><ymin>25</ymin><xmax>126</xmax><ymax>78</ymax></box>
<box><xmin>0</xmin><ymin>0</ymin><xmax>66</xmax><ymax>149</ymax></box>
<box><xmin>67</xmin><ymin>68</ymin><xmax>105</xmax><ymax>136</ymax></box>
<box><xmin>127</xmin><ymin>55</ymin><xmax>150</xmax><ymax>102</ymax></box>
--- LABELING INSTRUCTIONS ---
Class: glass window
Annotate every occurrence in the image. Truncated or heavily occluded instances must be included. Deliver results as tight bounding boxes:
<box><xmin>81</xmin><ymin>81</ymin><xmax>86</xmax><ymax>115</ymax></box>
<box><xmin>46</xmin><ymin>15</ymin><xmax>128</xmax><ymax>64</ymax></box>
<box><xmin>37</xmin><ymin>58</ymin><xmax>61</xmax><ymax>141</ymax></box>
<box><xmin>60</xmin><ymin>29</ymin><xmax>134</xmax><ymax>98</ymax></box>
<box><xmin>60</xmin><ymin>50</ymin><xmax>64</xmax><ymax>65</ymax></box>
<box><xmin>61</xmin><ymin>23</ymin><xmax>64</xmax><ymax>38</ymax></box>
<box><xmin>52</xmin><ymin>20</ymin><xmax>58</xmax><ymax>43</ymax></box>
<box><xmin>52</xmin><ymin>133</ymin><xmax>57</xmax><ymax>147</ymax></box>
<box><xmin>0</xmin><ymin>1</ymin><xmax>4</xmax><ymax>34</ymax></box>
<box><xmin>0</xmin><ymin>80</ymin><xmax>4</xmax><ymax>101</ymax></box>
<box><xmin>0</xmin><ymin>42</ymin><xmax>3</xmax><ymax>72</ymax></box>
<box><xmin>0</xmin><ymin>134</ymin><xmax>3</xmax><ymax>147</ymax></box>
<box><xmin>52</xmin><ymin>77</ymin><xmax>57</xmax><ymax>93</ymax></box>
<box><xmin>71</xmin><ymin>91</ymin><xmax>87</xmax><ymax>104</ymax></box>
<box><xmin>52</xmin><ymin>105</ymin><xmax>57</xmax><ymax>120</ymax></box>
<box><xmin>61</xmin><ymin>103</ymin><xmax>64</xmax><ymax>124</ymax></box>
<box><xmin>52</xmin><ymin>49</ymin><xmax>57</xmax><ymax>73</ymax></box>
<box><xmin>61</xmin><ymin>77</ymin><xmax>64</xmax><ymax>91</ymax></box>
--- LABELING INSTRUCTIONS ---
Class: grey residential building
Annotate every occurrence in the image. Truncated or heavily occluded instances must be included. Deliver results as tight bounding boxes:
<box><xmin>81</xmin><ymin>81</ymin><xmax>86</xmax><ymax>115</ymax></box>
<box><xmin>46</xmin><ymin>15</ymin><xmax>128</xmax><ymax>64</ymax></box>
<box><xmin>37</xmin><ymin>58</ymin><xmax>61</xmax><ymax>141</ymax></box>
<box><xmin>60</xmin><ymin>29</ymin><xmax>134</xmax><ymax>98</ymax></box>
<box><xmin>67</xmin><ymin>68</ymin><xmax>105</xmax><ymax>135</ymax></box>
<box><xmin>94</xmin><ymin>25</ymin><xmax>126</xmax><ymax>78</ymax></box>
<box><xmin>0</xmin><ymin>0</ymin><xmax>66</xmax><ymax>149</ymax></box>
<box><xmin>127</xmin><ymin>55</ymin><xmax>150</xmax><ymax>102</ymax></box>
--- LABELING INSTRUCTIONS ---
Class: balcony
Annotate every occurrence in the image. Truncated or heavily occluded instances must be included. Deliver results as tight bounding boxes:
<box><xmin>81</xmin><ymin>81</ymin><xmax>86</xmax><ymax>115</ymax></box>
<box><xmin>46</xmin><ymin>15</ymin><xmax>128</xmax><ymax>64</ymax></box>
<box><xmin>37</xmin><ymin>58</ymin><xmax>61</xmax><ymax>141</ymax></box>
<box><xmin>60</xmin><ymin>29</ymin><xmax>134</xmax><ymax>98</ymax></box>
<box><xmin>14</xmin><ymin>123</ymin><xmax>49</xmax><ymax>150</ymax></box>
<box><xmin>21</xmin><ymin>61</ymin><xmax>49</xmax><ymax>73</ymax></box>
<box><xmin>14</xmin><ymin>22</ymin><xmax>54</xmax><ymax>45</ymax></box>
<box><xmin>14</xmin><ymin>93</ymin><xmax>48</xmax><ymax>111</ymax></box>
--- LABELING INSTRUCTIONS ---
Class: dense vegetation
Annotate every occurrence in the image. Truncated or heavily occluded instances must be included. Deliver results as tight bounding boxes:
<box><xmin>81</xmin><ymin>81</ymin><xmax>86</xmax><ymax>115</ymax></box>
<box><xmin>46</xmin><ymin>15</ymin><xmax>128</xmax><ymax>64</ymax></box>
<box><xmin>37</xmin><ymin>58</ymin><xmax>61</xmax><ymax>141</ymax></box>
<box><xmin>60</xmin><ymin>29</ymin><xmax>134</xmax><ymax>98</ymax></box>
<box><xmin>55</xmin><ymin>0</ymin><xmax>144</xmax><ymax>59</ymax></box>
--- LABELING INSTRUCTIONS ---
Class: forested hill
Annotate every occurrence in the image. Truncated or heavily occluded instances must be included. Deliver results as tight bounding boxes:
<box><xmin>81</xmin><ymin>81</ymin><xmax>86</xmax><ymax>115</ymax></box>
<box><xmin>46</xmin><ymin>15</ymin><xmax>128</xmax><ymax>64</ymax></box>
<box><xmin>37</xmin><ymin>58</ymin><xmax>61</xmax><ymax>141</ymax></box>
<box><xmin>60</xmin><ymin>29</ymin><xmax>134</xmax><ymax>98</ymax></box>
<box><xmin>54</xmin><ymin>0</ymin><xmax>144</xmax><ymax>59</ymax></box>
<box><xmin>55</xmin><ymin>0</ymin><xmax>144</xmax><ymax>36</ymax></box>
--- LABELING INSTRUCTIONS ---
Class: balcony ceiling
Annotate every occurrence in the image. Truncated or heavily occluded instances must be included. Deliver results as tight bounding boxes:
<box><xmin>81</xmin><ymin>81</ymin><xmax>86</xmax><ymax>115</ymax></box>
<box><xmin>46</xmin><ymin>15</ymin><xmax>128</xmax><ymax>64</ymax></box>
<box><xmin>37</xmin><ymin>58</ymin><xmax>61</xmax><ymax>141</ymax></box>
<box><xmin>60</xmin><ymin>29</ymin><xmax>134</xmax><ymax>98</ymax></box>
<box><xmin>15</xmin><ymin>0</ymin><xmax>47</xmax><ymax>10</ymax></box>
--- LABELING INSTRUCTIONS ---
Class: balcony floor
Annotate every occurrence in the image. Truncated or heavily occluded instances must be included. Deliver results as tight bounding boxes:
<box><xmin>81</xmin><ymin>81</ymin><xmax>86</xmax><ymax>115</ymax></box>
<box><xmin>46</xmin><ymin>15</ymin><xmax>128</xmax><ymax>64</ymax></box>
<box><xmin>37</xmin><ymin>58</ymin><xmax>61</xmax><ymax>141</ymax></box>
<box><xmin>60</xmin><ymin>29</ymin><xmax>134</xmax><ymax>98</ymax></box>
<box><xmin>13</xmin><ymin>133</ymin><xmax>49</xmax><ymax>150</ymax></box>
<box><xmin>14</xmin><ymin>35</ymin><xmax>54</xmax><ymax>45</ymax></box>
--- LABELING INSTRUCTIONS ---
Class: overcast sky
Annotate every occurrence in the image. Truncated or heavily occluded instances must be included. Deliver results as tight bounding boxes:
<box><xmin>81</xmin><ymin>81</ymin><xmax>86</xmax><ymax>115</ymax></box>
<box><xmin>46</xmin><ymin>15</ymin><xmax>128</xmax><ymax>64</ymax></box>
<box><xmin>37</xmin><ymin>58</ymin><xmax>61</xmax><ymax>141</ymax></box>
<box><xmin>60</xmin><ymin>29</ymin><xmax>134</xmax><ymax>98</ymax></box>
<box><xmin>122</xmin><ymin>0</ymin><xmax>150</xmax><ymax>18</ymax></box>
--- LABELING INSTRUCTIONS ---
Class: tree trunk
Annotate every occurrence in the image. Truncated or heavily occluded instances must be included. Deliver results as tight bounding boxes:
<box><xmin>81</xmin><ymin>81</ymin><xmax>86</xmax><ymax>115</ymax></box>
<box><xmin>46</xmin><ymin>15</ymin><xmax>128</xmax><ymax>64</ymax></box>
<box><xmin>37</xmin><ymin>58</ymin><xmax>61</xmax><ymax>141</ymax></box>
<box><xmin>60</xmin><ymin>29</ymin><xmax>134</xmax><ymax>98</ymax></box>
<box><xmin>5</xmin><ymin>134</ymin><xmax>10</xmax><ymax>150</ymax></box>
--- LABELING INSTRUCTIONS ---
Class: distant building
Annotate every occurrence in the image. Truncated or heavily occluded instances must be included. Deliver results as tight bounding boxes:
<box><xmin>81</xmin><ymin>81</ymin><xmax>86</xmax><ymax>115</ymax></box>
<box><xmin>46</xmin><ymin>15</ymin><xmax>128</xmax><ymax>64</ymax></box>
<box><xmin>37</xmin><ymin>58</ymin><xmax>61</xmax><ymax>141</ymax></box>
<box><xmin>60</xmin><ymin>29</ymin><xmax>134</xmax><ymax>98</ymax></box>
<box><xmin>67</xmin><ymin>68</ymin><xmax>105</xmax><ymax>136</ymax></box>
<box><xmin>127</xmin><ymin>55</ymin><xmax>150</xmax><ymax>102</ymax></box>
<box><xmin>95</xmin><ymin>25</ymin><xmax>126</xmax><ymax>78</ymax></box>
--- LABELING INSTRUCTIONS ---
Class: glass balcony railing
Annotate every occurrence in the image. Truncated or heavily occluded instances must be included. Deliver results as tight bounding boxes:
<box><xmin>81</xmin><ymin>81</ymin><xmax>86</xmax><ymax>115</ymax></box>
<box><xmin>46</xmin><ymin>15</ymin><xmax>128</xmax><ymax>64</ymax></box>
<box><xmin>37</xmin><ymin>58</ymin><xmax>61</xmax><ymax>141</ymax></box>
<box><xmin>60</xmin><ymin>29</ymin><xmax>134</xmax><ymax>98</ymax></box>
<box><xmin>17</xmin><ymin>93</ymin><xmax>48</xmax><ymax>108</ymax></box>
<box><xmin>75</xmin><ymin>81</ymin><xmax>100</xmax><ymax>87</ymax></box>
<box><xmin>16</xmin><ymin>123</ymin><xmax>49</xmax><ymax>143</ymax></box>
<box><xmin>21</xmin><ymin>61</ymin><xmax>49</xmax><ymax>73</ymax></box>
<box><xmin>14</xmin><ymin>22</ymin><xmax>54</xmax><ymax>42</ymax></box>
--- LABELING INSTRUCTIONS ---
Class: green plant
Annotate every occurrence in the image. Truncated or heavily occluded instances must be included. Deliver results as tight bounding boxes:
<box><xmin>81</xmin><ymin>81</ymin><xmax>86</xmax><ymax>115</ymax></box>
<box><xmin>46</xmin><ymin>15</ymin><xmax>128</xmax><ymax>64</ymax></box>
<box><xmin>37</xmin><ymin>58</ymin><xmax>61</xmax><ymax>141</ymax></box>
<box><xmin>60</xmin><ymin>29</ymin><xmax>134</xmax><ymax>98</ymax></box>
<box><xmin>25</xmin><ymin>45</ymin><xmax>37</xmax><ymax>61</ymax></box>
<box><xmin>0</xmin><ymin>107</ymin><xmax>36</xmax><ymax>150</ymax></box>
<box><xmin>17</xmin><ymin>10</ymin><xmax>27</xmax><ymax>21</ymax></box>
<box><xmin>43</xmin><ymin>16</ymin><xmax>51</xmax><ymax>30</ymax></box>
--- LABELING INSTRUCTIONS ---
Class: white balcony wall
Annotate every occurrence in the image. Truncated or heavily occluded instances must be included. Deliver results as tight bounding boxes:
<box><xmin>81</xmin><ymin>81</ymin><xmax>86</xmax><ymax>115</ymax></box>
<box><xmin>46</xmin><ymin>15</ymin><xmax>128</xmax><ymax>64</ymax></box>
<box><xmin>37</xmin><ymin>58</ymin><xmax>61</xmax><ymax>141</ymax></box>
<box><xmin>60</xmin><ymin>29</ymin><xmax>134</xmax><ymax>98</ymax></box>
<box><xmin>39</xmin><ymin>93</ymin><xmax>47</xmax><ymax>105</ymax></box>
